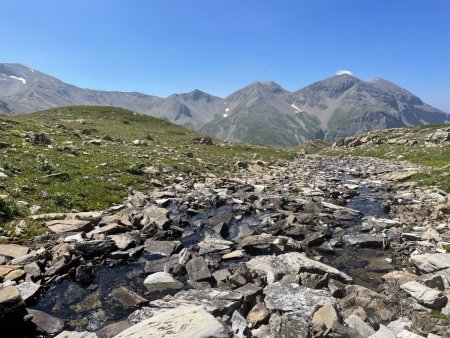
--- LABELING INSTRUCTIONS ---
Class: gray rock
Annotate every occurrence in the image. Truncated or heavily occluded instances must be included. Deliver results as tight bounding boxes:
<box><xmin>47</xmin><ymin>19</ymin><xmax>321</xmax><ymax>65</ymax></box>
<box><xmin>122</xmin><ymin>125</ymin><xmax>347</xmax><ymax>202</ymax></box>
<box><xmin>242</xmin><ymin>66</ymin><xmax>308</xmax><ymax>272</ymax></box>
<box><xmin>245</xmin><ymin>252</ymin><xmax>352</xmax><ymax>282</ymax></box>
<box><xmin>342</xmin><ymin>233</ymin><xmax>384</xmax><ymax>248</ymax></box>
<box><xmin>140</xmin><ymin>205</ymin><xmax>171</xmax><ymax>230</ymax></box>
<box><xmin>231</xmin><ymin>310</ymin><xmax>250</xmax><ymax>338</ymax></box>
<box><xmin>369</xmin><ymin>324</ymin><xmax>396</xmax><ymax>338</ymax></box>
<box><xmin>144</xmin><ymin>255</ymin><xmax>179</xmax><ymax>274</ymax></box>
<box><xmin>150</xmin><ymin>288</ymin><xmax>242</xmax><ymax>316</ymax></box>
<box><xmin>16</xmin><ymin>282</ymin><xmax>40</xmax><ymax>303</ymax></box>
<box><xmin>143</xmin><ymin>272</ymin><xmax>184</xmax><ymax>293</ymax></box>
<box><xmin>108</xmin><ymin>233</ymin><xmax>134</xmax><ymax>250</ymax></box>
<box><xmin>144</xmin><ymin>240</ymin><xmax>181</xmax><ymax>257</ymax></box>
<box><xmin>345</xmin><ymin>314</ymin><xmax>375</xmax><ymax>337</ymax></box>
<box><xmin>400</xmin><ymin>281</ymin><xmax>448</xmax><ymax>309</ymax></box>
<box><xmin>27</xmin><ymin>308</ymin><xmax>64</xmax><ymax>334</ymax></box>
<box><xmin>397</xmin><ymin>329</ymin><xmax>425</xmax><ymax>338</ymax></box>
<box><xmin>186</xmin><ymin>256</ymin><xmax>211</xmax><ymax>282</ymax></box>
<box><xmin>268</xmin><ymin>312</ymin><xmax>310</xmax><ymax>338</ymax></box>
<box><xmin>115</xmin><ymin>305</ymin><xmax>228</xmax><ymax>338</ymax></box>
<box><xmin>207</xmin><ymin>211</ymin><xmax>233</xmax><ymax>227</ymax></box>
<box><xmin>263</xmin><ymin>282</ymin><xmax>335</xmax><ymax>319</ymax></box>
<box><xmin>197</xmin><ymin>235</ymin><xmax>233</xmax><ymax>255</ymax></box>
<box><xmin>410</xmin><ymin>253</ymin><xmax>450</xmax><ymax>273</ymax></box>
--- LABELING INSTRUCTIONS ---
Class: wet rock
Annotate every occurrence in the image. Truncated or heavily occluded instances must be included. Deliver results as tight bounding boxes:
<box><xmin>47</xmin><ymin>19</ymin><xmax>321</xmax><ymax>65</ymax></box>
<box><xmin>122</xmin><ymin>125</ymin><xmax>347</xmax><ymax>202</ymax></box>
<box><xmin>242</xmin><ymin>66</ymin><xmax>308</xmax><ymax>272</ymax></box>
<box><xmin>311</xmin><ymin>302</ymin><xmax>339</xmax><ymax>329</ymax></box>
<box><xmin>186</xmin><ymin>256</ymin><xmax>212</xmax><ymax>282</ymax></box>
<box><xmin>109</xmin><ymin>286</ymin><xmax>147</xmax><ymax>308</ymax></box>
<box><xmin>144</xmin><ymin>240</ymin><xmax>181</xmax><ymax>256</ymax></box>
<box><xmin>140</xmin><ymin>205</ymin><xmax>171</xmax><ymax>230</ymax></box>
<box><xmin>71</xmin><ymin>239</ymin><xmax>117</xmax><ymax>258</ymax></box>
<box><xmin>16</xmin><ymin>281</ymin><xmax>41</xmax><ymax>303</ymax></box>
<box><xmin>264</xmin><ymin>282</ymin><xmax>335</xmax><ymax>318</ymax></box>
<box><xmin>115</xmin><ymin>305</ymin><xmax>227</xmax><ymax>338</ymax></box>
<box><xmin>207</xmin><ymin>210</ymin><xmax>233</xmax><ymax>227</ymax></box>
<box><xmin>410</xmin><ymin>253</ymin><xmax>450</xmax><ymax>273</ymax></box>
<box><xmin>343</xmin><ymin>233</ymin><xmax>384</xmax><ymax>248</ymax></box>
<box><xmin>198</xmin><ymin>235</ymin><xmax>233</xmax><ymax>255</ymax></box>
<box><xmin>27</xmin><ymin>308</ymin><xmax>64</xmax><ymax>334</ymax></box>
<box><xmin>143</xmin><ymin>272</ymin><xmax>184</xmax><ymax>293</ymax></box>
<box><xmin>46</xmin><ymin>219</ymin><xmax>93</xmax><ymax>234</ymax></box>
<box><xmin>400</xmin><ymin>281</ymin><xmax>448</xmax><ymax>309</ymax></box>
<box><xmin>245</xmin><ymin>252</ymin><xmax>352</xmax><ymax>283</ymax></box>
<box><xmin>76</xmin><ymin>265</ymin><xmax>95</xmax><ymax>286</ymax></box>
<box><xmin>0</xmin><ymin>244</ymin><xmax>29</xmax><ymax>259</ymax></box>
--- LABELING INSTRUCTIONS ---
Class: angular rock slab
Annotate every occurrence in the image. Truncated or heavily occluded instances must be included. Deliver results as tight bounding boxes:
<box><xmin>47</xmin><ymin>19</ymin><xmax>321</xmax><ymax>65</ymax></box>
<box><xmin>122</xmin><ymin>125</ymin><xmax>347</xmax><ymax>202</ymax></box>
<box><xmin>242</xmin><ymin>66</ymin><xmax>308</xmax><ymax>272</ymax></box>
<box><xmin>150</xmin><ymin>288</ymin><xmax>242</xmax><ymax>316</ymax></box>
<box><xmin>0</xmin><ymin>244</ymin><xmax>29</xmax><ymax>259</ymax></box>
<box><xmin>264</xmin><ymin>282</ymin><xmax>335</xmax><ymax>319</ymax></box>
<box><xmin>141</xmin><ymin>205</ymin><xmax>170</xmax><ymax>230</ymax></box>
<box><xmin>114</xmin><ymin>305</ymin><xmax>228</xmax><ymax>338</ymax></box>
<box><xmin>54</xmin><ymin>331</ymin><xmax>98</xmax><ymax>338</ymax></box>
<box><xmin>400</xmin><ymin>281</ymin><xmax>448</xmax><ymax>309</ymax></box>
<box><xmin>46</xmin><ymin>219</ymin><xmax>92</xmax><ymax>234</ymax></box>
<box><xmin>410</xmin><ymin>253</ymin><xmax>450</xmax><ymax>274</ymax></box>
<box><xmin>246</xmin><ymin>252</ymin><xmax>352</xmax><ymax>282</ymax></box>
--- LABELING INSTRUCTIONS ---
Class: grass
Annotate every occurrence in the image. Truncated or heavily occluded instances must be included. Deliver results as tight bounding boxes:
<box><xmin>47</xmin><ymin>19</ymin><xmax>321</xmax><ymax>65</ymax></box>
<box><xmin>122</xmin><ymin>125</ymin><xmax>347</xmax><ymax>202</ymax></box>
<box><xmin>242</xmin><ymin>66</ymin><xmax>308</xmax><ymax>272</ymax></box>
<box><xmin>0</xmin><ymin>106</ymin><xmax>295</xmax><ymax>228</ymax></box>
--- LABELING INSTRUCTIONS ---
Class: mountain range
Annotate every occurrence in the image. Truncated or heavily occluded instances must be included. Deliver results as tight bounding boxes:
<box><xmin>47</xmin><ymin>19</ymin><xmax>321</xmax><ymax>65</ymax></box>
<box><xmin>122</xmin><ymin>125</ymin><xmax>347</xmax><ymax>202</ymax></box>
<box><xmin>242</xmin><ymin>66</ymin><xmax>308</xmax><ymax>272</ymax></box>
<box><xmin>1</xmin><ymin>63</ymin><xmax>448</xmax><ymax>147</ymax></box>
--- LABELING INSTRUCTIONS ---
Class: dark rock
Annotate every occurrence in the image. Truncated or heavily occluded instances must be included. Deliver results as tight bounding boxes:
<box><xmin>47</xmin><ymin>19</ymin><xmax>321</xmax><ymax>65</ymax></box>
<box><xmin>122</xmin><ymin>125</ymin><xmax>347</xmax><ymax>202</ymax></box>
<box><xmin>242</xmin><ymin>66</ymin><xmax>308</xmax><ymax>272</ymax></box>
<box><xmin>186</xmin><ymin>256</ymin><xmax>212</xmax><ymax>282</ymax></box>
<box><xmin>71</xmin><ymin>239</ymin><xmax>117</xmax><ymax>258</ymax></box>
<box><xmin>75</xmin><ymin>265</ymin><xmax>95</xmax><ymax>286</ymax></box>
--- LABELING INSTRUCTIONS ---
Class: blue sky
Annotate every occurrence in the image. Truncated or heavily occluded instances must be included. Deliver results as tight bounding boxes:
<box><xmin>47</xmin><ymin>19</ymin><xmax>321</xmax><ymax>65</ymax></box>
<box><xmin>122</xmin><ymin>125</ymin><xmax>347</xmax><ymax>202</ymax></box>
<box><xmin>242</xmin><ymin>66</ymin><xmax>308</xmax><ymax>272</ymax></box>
<box><xmin>1</xmin><ymin>0</ymin><xmax>449</xmax><ymax>111</ymax></box>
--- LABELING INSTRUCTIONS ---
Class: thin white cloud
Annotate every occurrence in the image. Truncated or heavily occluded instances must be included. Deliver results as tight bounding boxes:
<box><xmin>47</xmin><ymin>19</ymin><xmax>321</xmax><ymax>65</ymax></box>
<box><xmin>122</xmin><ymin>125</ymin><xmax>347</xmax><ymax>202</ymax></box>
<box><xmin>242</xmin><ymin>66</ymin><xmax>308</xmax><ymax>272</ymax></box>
<box><xmin>336</xmin><ymin>70</ymin><xmax>353</xmax><ymax>76</ymax></box>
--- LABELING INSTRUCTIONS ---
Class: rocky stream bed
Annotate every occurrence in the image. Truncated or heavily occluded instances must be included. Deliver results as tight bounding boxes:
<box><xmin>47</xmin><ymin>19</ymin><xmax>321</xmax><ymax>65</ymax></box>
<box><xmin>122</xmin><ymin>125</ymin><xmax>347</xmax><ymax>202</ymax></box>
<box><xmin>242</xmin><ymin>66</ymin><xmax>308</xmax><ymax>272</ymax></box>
<box><xmin>1</xmin><ymin>155</ymin><xmax>449</xmax><ymax>337</ymax></box>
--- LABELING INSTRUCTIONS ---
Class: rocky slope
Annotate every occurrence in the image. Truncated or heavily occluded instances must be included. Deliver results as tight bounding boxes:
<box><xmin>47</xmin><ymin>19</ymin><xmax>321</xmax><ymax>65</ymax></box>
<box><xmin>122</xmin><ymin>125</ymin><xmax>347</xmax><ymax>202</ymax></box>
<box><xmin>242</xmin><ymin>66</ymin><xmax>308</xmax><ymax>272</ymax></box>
<box><xmin>0</xmin><ymin>155</ymin><xmax>449</xmax><ymax>337</ymax></box>
<box><xmin>1</xmin><ymin>63</ymin><xmax>448</xmax><ymax>147</ymax></box>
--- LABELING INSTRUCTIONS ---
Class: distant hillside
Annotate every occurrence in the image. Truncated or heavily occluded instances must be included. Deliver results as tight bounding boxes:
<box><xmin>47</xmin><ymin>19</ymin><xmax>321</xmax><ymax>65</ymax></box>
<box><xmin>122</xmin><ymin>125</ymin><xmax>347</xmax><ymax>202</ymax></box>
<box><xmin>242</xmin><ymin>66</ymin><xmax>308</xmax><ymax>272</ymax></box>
<box><xmin>1</xmin><ymin>63</ymin><xmax>448</xmax><ymax>147</ymax></box>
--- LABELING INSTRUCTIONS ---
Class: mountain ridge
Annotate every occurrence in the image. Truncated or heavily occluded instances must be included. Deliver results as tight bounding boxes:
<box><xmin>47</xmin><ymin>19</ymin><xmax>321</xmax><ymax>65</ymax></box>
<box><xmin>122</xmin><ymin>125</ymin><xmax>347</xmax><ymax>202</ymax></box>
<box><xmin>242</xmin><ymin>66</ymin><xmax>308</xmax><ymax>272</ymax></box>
<box><xmin>1</xmin><ymin>63</ymin><xmax>448</xmax><ymax>147</ymax></box>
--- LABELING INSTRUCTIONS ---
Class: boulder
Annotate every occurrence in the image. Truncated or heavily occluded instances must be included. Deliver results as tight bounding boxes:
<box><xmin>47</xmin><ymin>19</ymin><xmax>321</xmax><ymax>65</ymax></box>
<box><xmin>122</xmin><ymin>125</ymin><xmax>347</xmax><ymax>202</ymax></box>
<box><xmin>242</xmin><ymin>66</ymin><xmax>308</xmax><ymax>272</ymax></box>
<box><xmin>263</xmin><ymin>283</ymin><xmax>335</xmax><ymax>319</ymax></box>
<box><xmin>197</xmin><ymin>235</ymin><xmax>232</xmax><ymax>255</ymax></box>
<box><xmin>150</xmin><ymin>288</ymin><xmax>242</xmax><ymax>316</ymax></box>
<box><xmin>186</xmin><ymin>256</ymin><xmax>211</xmax><ymax>282</ymax></box>
<box><xmin>143</xmin><ymin>272</ymin><xmax>184</xmax><ymax>293</ymax></box>
<box><xmin>115</xmin><ymin>305</ymin><xmax>227</xmax><ymax>338</ymax></box>
<box><xmin>16</xmin><ymin>282</ymin><xmax>41</xmax><ymax>303</ymax></box>
<box><xmin>144</xmin><ymin>240</ymin><xmax>181</xmax><ymax>257</ymax></box>
<box><xmin>400</xmin><ymin>281</ymin><xmax>448</xmax><ymax>309</ymax></box>
<box><xmin>410</xmin><ymin>253</ymin><xmax>450</xmax><ymax>273</ymax></box>
<box><xmin>245</xmin><ymin>252</ymin><xmax>352</xmax><ymax>282</ymax></box>
<box><xmin>311</xmin><ymin>302</ymin><xmax>339</xmax><ymax>329</ymax></box>
<box><xmin>247</xmin><ymin>302</ymin><xmax>270</xmax><ymax>326</ymax></box>
<box><xmin>140</xmin><ymin>205</ymin><xmax>171</xmax><ymax>230</ymax></box>
<box><xmin>342</xmin><ymin>233</ymin><xmax>384</xmax><ymax>248</ymax></box>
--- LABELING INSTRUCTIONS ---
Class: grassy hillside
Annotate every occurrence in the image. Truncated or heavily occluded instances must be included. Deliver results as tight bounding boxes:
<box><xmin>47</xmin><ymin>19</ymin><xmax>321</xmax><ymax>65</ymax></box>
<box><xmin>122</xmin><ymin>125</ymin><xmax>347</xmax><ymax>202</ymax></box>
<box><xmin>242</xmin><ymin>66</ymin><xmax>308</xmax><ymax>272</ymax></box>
<box><xmin>0</xmin><ymin>106</ymin><xmax>294</xmax><ymax>224</ymax></box>
<box><xmin>296</xmin><ymin>124</ymin><xmax>450</xmax><ymax>192</ymax></box>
